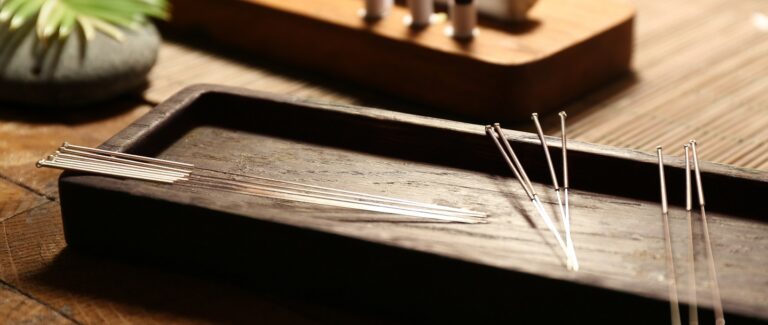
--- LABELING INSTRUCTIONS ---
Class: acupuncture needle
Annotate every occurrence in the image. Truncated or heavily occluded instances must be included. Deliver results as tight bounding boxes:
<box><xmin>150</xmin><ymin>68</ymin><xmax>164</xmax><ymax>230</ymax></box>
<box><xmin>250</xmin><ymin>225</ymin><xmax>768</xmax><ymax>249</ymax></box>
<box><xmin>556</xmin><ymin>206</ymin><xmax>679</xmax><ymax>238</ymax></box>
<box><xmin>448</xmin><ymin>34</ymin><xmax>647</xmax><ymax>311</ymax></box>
<box><xmin>48</xmin><ymin>153</ymin><xmax>186</xmax><ymax>177</ymax></box>
<box><xmin>689</xmin><ymin>140</ymin><xmax>725</xmax><ymax>325</ymax></box>
<box><xmin>55</xmin><ymin>149</ymin><xmax>478</xmax><ymax>217</ymax></box>
<box><xmin>490</xmin><ymin>123</ymin><xmax>571</xmax><ymax>261</ymax></box>
<box><xmin>53</xmin><ymin>155</ymin><xmax>483</xmax><ymax>220</ymax></box>
<box><xmin>192</xmin><ymin>170</ymin><xmax>486</xmax><ymax>217</ymax></box>
<box><xmin>39</xmin><ymin>160</ymin><xmax>181</xmax><ymax>183</ymax></box>
<box><xmin>37</xmin><ymin>158</ymin><xmax>180</xmax><ymax>184</ymax></box>
<box><xmin>657</xmin><ymin>146</ymin><xmax>682</xmax><ymax>325</ymax></box>
<box><xmin>41</xmin><ymin>146</ymin><xmax>487</xmax><ymax>223</ymax></box>
<box><xmin>532</xmin><ymin>113</ymin><xmax>577</xmax><ymax>270</ymax></box>
<box><xmin>486</xmin><ymin>125</ymin><xmax>571</xmax><ymax>263</ymax></box>
<box><xmin>684</xmin><ymin>144</ymin><xmax>699</xmax><ymax>325</ymax></box>
<box><xmin>59</xmin><ymin>147</ymin><xmax>193</xmax><ymax>173</ymax></box>
<box><xmin>558</xmin><ymin>112</ymin><xmax>580</xmax><ymax>271</ymax></box>
<box><xmin>51</xmin><ymin>157</ymin><xmax>190</xmax><ymax>181</ymax></box>
<box><xmin>492</xmin><ymin>124</ymin><xmax>535</xmax><ymax>195</ymax></box>
<box><xmin>184</xmin><ymin>176</ymin><xmax>487</xmax><ymax>222</ymax></box>
<box><xmin>182</xmin><ymin>179</ymin><xmax>485</xmax><ymax>224</ymax></box>
<box><xmin>62</xmin><ymin>142</ymin><xmax>194</xmax><ymax>168</ymax></box>
<box><xmin>43</xmin><ymin>157</ymin><xmax>482</xmax><ymax>223</ymax></box>
<box><xmin>191</xmin><ymin>175</ymin><xmax>485</xmax><ymax>218</ymax></box>
<box><xmin>185</xmin><ymin>176</ymin><xmax>485</xmax><ymax>219</ymax></box>
<box><xmin>46</xmin><ymin>155</ymin><xmax>186</xmax><ymax>181</ymax></box>
<box><xmin>53</xmin><ymin>154</ymin><xmax>190</xmax><ymax>178</ymax></box>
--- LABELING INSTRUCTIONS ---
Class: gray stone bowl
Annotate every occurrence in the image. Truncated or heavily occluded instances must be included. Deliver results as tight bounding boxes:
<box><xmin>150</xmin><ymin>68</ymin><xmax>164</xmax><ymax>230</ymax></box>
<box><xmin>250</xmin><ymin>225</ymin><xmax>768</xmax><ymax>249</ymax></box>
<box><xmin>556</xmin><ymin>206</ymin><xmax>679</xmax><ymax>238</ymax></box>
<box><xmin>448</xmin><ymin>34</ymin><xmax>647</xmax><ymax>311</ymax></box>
<box><xmin>0</xmin><ymin>23</ymin><xmax>160</xmax><ymax>108</ymax></box>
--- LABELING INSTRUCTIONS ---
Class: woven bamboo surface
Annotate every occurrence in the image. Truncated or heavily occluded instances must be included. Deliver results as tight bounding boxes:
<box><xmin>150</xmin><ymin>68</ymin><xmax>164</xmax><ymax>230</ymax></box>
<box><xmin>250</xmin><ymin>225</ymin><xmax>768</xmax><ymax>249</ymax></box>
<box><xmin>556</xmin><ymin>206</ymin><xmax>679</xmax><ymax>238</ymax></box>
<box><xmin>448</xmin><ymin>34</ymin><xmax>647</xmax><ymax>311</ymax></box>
<box><xmin>144</xmin><ymin>0</ymin><xmax>768</xmax><ymax>170</ymax></box>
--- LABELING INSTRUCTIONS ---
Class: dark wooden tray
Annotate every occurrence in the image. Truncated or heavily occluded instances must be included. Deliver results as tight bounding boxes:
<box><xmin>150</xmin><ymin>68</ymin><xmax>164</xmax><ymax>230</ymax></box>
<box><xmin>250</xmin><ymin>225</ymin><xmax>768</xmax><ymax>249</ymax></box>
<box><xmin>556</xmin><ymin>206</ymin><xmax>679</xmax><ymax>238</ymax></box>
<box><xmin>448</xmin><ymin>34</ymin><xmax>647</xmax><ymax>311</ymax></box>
<box><xmin>59</xmin><ymin>85</ymin><xmax>768</xmax><ymax>324</ymax></box>
<box><xmin>166</xmin><ymin>0</ymin><xmax>634</xmax><ymax>122</ymax></box>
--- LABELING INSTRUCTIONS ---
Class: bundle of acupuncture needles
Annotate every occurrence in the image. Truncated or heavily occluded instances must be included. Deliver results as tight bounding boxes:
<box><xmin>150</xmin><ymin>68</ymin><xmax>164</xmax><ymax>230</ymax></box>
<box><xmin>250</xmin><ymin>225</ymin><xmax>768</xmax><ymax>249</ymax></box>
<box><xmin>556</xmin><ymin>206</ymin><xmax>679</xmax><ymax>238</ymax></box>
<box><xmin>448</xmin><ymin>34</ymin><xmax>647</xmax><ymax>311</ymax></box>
<box><xmin>37</xmin><ymin>143</ymin><xmax>487</xmax><ymax>224</ymax></box>
<box><xmin>485</xmin><ymin>112</ymin><xmax>579</xmax><ymax>271</ymax></box>
<box><xmin>657</xmin><ymin>141</ymin><xmax>725</xmax><ymax>325</ymax></box>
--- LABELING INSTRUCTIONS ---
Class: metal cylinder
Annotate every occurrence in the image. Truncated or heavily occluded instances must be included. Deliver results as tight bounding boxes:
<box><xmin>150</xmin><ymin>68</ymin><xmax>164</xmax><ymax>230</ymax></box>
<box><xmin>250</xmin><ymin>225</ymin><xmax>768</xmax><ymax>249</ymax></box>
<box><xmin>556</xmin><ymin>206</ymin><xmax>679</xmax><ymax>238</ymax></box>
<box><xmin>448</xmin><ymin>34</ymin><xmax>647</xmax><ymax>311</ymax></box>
<box><xmin>363</xmin><ymin>0</ymin><xmax>392</xmax><ymax>20</ymax></box>
<box><xmin>449</xmin><ymin>0</ymin><xmax>477</xmax><ymax>39</ymax></box>
<box><xmin>407</xmin><ymin>0</ymin><xmax>434</xmax><ymax>26</ymax></box>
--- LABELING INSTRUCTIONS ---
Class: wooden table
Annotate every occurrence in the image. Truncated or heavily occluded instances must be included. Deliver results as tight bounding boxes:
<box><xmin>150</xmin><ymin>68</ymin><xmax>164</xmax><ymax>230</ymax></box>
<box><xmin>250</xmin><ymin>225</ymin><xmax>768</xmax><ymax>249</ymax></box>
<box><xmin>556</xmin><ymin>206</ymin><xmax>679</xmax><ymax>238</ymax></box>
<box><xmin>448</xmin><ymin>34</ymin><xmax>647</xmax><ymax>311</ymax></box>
<box><xmin>1</xmin><ymin>0</ymin><xmax>766</xmax><ymax>323</ymax></box>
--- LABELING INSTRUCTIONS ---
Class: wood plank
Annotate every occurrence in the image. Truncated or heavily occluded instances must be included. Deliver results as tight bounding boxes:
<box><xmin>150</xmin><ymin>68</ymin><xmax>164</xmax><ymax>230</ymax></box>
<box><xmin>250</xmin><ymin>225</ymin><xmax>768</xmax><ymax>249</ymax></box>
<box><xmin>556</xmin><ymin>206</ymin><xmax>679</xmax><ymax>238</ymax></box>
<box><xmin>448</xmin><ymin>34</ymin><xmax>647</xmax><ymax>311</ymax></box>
<box><xmin>0</xmin><ymin>178</ymin><xmax>48</xmax><ymax>223</ymax></box>
<box><xmin>0</xmin><ymin>101</ymin><xmax>152</xmax><ymax>196</ymax></box>
<box><xmin>0</xmin><ymin>282</ymin><xmax>75</xmax><ymax>325</ymax></box>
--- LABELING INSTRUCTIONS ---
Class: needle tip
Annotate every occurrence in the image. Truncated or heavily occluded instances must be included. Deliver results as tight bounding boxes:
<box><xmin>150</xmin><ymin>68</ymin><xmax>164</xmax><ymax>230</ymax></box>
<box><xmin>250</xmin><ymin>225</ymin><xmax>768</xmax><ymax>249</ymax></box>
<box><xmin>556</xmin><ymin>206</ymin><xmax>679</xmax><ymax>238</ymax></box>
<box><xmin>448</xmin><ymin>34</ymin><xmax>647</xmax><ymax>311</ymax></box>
<box><xmin>493</xmin><ymin>122</ymin><xmax>501</xmax><ymax>127</ymax></box>
<box><xmin>531</xmin><ymin>112</ymin><xmax>538</xmax><ymax>119</ymax></box>
<box><xmin>62</xmin><ymin>142</ymin><xmax>69</xmax><ymax>148</ymax></box>
<box><xmin>36</xmin><ymin>160</ymin><xmax>43</xmax><ymax>168</ymax></box>
<box><xmin>559</xmin><ymin>111</ymin><xmax>567</xmax><ymax>118</ymax></box>
<box><xmin>656</xmin><ymin>145</ymin><xmax>663</xmax><ymax>151</ymax></box>
<box><xmin>689</xmin><ymin>139</ymin><xmax>697</xmax><ymax>144</ymax></box>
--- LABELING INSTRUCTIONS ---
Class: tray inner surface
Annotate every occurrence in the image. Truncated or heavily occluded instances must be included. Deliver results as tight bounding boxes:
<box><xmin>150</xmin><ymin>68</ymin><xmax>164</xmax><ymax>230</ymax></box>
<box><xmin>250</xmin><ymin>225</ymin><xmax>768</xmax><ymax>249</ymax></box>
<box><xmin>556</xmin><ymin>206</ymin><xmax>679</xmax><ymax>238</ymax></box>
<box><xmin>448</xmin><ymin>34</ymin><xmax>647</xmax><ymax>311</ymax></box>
<box><xmin>61</xmin><ymin>88</ymin><xmax>768</xmax><ymax>321</ymax></box>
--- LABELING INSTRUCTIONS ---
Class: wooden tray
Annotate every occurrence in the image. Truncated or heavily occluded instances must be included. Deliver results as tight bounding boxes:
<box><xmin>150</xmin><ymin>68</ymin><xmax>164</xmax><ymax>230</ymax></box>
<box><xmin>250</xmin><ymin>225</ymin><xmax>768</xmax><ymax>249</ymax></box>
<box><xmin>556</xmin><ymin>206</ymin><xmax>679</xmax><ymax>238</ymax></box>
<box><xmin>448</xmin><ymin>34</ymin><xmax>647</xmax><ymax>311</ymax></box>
<box><xmin>59</xmin><ymin>85</ymin><xmax>768</xmax><ymax>323</ymax></box>
<box><xmin>166</xmin><ymin>0</ymin><xmax>634</xmax><ymax>122</ymax></box>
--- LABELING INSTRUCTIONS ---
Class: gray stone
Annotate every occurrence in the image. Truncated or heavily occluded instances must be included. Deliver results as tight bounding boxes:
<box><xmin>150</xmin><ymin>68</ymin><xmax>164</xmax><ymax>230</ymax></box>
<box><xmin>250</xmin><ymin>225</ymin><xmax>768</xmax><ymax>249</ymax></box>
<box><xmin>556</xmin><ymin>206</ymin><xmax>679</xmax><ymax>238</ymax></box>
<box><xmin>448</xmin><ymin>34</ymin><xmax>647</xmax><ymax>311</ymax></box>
<box><xmin>0</xmin><ymin>22</ymin><xmax>160</xmax><ymax>108</ymax></box>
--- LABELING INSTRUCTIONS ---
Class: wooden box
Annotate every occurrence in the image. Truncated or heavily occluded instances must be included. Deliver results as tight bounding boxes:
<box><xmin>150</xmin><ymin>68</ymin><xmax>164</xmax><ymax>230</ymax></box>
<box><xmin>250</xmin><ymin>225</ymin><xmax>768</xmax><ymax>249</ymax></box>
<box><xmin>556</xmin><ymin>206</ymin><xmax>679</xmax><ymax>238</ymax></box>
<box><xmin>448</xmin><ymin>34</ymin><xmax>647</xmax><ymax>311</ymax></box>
<box><xmin>167</xmin><ymin>0</ymin><xmax>635</xmax><ymax>122</ymax></box>
<box><xmin>59</xmin><ymin>85</ymin><xmax>767</xmax><ymax>323</ymax></box>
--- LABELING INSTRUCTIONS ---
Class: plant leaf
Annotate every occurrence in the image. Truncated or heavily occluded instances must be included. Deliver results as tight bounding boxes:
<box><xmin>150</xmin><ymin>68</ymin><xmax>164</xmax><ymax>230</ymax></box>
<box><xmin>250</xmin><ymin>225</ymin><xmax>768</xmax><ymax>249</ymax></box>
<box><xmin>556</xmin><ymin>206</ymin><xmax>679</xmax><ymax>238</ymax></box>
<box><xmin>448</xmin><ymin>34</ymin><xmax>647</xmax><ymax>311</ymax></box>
<box><xmin>58</xmin><ymin>7</ymin><xmax>76</xmax><ymax>39</ymax></box>
<box><xmin>80</xmin><ymin>15</ymin><xmax>123</xmax><ymax>41</ymax></box>
<box><xmin>10</xmin><ymin>0</ymin><xmax>47</xmax><ymax>30</ymax></box>
<box><xmin>0</xmin><ymin>0</ymin><xmax>29</xmax><ymax>23</ymax></box>
<box><xmin>77</xmin><ymin>14</ymin><xmax>94</xmax><ymax>40</ymax></box>
<box><xmin>36</xmin><ymin>0</ymin><xmax>55</xmax><ymax>38</ymax></box>
<box><xmin>43</xmin><ymin>1</ymin><xmax>65</xmax><ymax>38</ymax></box>
<box><xmin>3</xmin><ymin>0</ymin><xmax>168</xmax><ymax>42</ymax></box>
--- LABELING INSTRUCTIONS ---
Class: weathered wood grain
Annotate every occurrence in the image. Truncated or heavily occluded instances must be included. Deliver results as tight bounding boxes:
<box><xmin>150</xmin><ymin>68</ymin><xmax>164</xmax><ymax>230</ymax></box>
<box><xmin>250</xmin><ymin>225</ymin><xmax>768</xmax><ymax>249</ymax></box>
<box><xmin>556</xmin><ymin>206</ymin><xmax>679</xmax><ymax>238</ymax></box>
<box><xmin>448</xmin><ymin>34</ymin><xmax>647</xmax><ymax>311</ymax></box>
<box><xmin>58</xmin><ymin>85</ymin><xmax>768</xmax><ymax>323</ymax></box>
<box><xmin>0</xmin><ymin>102</ymin><xmax>152</xmax><ymax>196</ymax></box>
<box><xmin>0</xmin><ymin>179</ymin><xmax>48</xmax><ymax>223</ymax></box>
<box><xmin>0</xmin><ymin>282</ymin><xmax>75</xmax><ymax>325</ymax></box>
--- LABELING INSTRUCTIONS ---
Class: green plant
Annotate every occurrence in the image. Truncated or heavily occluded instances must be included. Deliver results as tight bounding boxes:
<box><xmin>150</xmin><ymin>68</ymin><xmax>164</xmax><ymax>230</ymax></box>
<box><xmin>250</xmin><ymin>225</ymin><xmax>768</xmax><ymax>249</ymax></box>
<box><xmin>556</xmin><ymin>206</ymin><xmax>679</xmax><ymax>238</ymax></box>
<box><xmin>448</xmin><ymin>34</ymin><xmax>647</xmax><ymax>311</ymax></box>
<box><xmin>0</xmin><ymin>0</ymin><xmax>168</xmax><ymax>42</ymax></box>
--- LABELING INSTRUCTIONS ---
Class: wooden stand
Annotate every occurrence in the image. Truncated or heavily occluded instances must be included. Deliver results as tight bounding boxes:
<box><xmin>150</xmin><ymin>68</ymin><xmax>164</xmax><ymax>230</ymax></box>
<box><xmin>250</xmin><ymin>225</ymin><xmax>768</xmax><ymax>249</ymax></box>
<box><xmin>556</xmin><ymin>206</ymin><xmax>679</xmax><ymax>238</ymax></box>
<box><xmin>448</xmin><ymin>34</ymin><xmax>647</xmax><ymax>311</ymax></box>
<box><xmin>168</xmin><ymin>0</ymin><xmax>635</xmax><ymax>121</ymax></box>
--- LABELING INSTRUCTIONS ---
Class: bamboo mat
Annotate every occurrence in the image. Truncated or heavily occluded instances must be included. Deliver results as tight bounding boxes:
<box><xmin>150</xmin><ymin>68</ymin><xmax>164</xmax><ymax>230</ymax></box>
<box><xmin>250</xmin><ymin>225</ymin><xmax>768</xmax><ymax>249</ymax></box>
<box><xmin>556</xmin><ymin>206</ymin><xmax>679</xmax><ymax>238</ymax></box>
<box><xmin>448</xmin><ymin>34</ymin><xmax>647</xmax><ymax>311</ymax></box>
<box><xmin>143</xmin><ymin>0</ymin><xmax>768</xmax><ymax>170</ymax></box>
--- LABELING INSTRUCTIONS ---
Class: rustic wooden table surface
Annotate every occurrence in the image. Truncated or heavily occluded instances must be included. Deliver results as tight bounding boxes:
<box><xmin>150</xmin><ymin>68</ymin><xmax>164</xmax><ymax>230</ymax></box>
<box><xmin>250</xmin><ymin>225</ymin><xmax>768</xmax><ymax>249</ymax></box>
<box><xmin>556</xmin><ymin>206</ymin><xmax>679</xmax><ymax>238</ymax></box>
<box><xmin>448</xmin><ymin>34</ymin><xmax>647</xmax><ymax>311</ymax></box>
<box><xmin>1</xmin><ymin>0</ymin><xmax>767</xmax><ymax>323</ymax></box>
